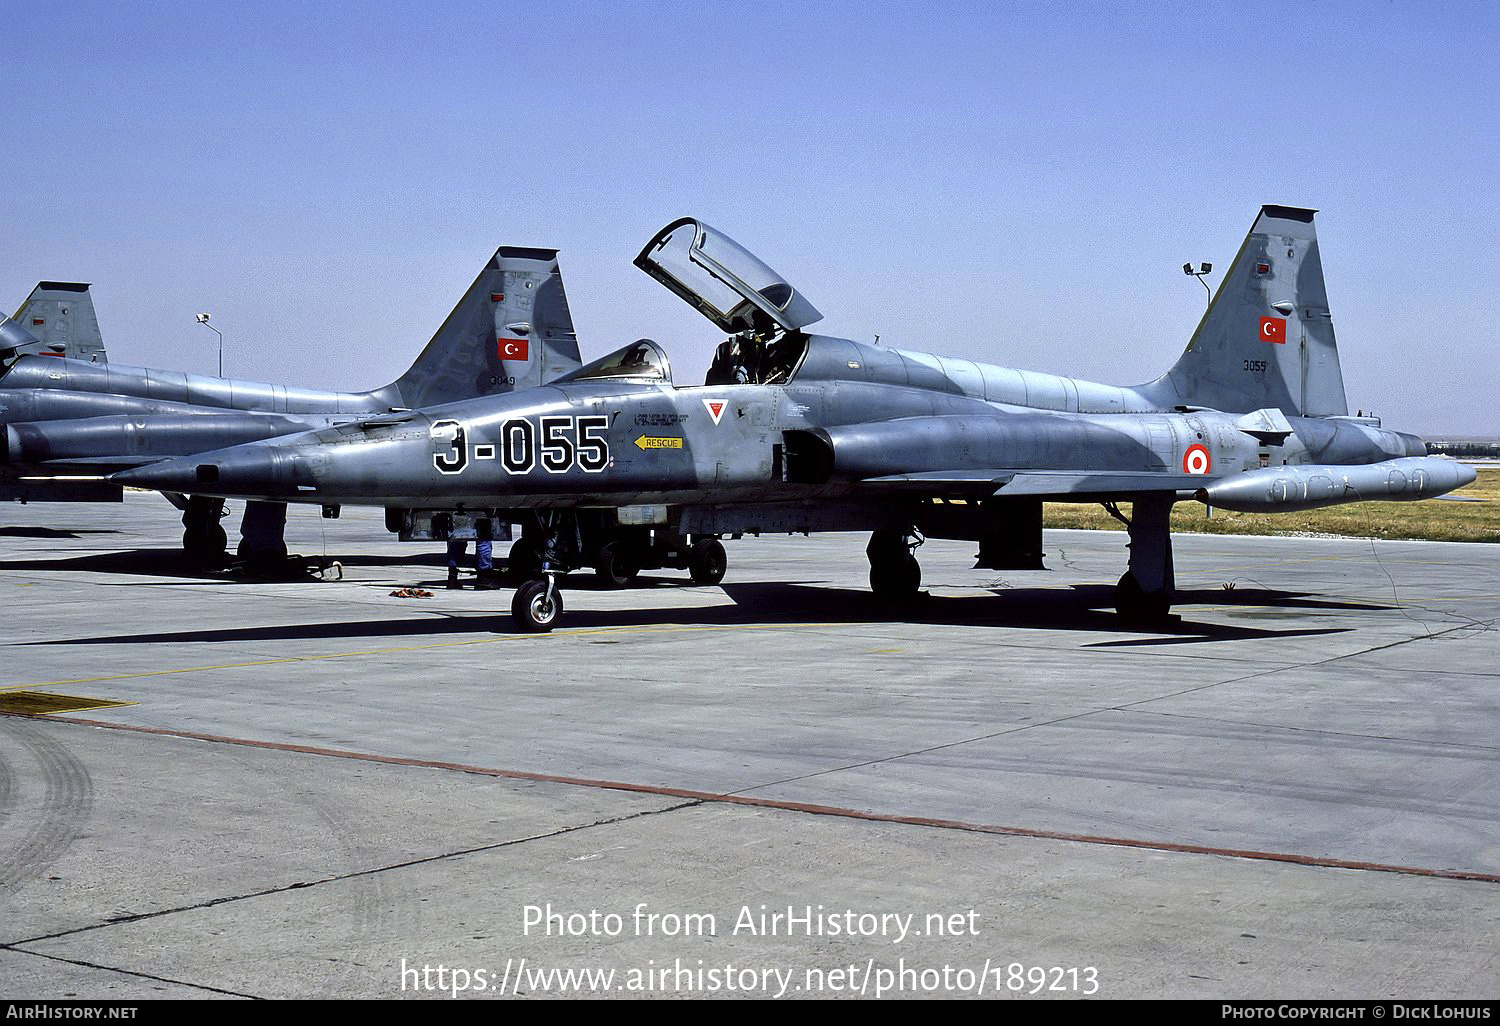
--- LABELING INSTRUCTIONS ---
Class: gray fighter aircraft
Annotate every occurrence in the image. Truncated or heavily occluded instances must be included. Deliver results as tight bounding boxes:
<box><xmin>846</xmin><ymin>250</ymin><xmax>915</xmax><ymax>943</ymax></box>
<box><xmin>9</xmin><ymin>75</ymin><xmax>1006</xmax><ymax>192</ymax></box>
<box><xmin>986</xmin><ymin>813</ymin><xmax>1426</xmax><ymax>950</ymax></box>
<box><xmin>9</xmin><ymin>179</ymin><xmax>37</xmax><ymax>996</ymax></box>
<box><xmin>115</xmin><ymin>207</ymin><xmax>1476</xmax><ymax>627</ymax></box>
<box><xmin>1</xmin><ymin>248</ymin><xmax>582</xmax><ymax>561</ymax></box>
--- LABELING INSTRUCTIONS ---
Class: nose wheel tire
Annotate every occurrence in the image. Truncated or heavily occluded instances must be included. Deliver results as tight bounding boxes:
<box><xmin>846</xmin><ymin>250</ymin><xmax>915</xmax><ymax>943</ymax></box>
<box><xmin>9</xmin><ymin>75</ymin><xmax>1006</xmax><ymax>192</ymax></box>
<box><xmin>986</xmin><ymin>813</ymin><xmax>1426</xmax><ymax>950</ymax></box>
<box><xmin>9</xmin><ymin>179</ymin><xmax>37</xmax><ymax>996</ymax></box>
<box><xmin>511</xmin><ymin>578</ymin><xmax>564</xmax><ymax>632</ymax></box>
<box><xmin>688</xmin><ymin>539</ymin><xmax>727</xmax><ymax>585</ymax></box>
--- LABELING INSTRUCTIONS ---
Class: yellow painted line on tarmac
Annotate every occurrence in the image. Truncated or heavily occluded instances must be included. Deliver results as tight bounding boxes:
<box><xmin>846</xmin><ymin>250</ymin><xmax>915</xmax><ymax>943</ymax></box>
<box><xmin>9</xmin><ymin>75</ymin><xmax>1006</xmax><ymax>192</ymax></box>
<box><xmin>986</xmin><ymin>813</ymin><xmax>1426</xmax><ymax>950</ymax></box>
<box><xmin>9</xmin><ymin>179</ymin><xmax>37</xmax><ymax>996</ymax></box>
<box><xmin>5</xmin><ymin>620</ymin><xmax>852</xmax><ymax>693</ymax></box>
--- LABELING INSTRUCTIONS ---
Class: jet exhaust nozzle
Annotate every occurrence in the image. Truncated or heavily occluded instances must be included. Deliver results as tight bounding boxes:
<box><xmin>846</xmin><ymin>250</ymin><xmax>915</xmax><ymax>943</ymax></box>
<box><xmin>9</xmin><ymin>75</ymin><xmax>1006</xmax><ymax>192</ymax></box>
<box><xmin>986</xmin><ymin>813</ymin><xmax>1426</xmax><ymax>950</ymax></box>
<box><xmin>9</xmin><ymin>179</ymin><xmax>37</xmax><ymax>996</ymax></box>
<box><xmin>1196</xmin><ymin>456</ymin><xmax>1476</xmax><ymax>513</ymax></box>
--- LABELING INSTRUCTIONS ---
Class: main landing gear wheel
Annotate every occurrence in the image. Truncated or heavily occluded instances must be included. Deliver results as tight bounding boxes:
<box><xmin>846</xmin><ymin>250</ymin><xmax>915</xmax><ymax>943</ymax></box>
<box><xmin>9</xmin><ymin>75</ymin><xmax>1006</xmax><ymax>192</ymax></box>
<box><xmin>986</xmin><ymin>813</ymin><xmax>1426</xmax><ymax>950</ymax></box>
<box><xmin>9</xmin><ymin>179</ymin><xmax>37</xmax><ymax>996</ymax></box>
<box><xmin>594</xmin><ymin>541</ymin><xmax>640</xmax><ymax>589</ymax></box>
<box><xmin>1114</xmin><ymin>570</ymin><xmax>1171</xmax><ymax>622</ymax></box>
<box><xmin>688</xmin><ymin>539</ymin><xmax>727</xmax><ymax>586</ymax></box>
<box><xmin>869</xmin><ymin>553</ymin><xmax>921</xmax><ymax>599</ymax></box>
<box><xmin>182</xmin><ymin>523</ymin><xmax>227</xmax><ymax>563</ymax></box>
<box><xmin>511</xmin><ymin>578</ymin><xmax>564</xmax><ymax>632</ymax></box>
<box><xmin>181</xmin><ymin>496</ymin><xmax>228</xmax><ymax>564</ymax></box>
<box><xmin>867</xmin><ymin>530</ymin><xmax>921</xmax><ymax>600</ymax></box>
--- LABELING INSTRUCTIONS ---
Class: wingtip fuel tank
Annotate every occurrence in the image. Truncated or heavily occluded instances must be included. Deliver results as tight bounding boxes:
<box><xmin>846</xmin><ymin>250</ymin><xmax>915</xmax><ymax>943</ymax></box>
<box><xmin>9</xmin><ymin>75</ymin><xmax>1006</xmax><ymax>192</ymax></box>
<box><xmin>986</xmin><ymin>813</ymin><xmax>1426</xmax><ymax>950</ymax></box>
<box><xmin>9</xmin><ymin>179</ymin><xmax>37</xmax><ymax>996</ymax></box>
<box><xmin>1196</xmin><ymin>457</ymin><xmax>1476</xmax><ymax>513</ymax></box>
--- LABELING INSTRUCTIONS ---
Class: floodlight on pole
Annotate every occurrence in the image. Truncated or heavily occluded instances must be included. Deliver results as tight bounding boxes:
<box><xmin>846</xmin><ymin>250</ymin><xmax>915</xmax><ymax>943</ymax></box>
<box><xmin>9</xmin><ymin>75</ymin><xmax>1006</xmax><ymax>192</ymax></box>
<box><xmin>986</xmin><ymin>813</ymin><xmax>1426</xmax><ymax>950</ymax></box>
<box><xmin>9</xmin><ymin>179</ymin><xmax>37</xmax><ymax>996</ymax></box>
<box><xmin>195</xmin><ymin>312</ymin><xmax>223</xmax><ymax>378</ymax></box>
<box><xmin>1182</xmin><ymin>261</ymin><xmax>1213</xmax><ymax>308</ymax></box>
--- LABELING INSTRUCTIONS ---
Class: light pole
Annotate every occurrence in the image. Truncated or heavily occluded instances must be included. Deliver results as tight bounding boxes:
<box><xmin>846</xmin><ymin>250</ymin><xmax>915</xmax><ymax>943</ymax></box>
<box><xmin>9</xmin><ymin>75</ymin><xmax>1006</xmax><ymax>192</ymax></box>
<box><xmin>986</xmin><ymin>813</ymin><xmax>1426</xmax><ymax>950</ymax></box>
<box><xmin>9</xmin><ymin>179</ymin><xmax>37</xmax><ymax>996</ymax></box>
<box><xmin>1182</xmin><ymin>262</ymin><xmax>1213</xmax><ymax>309</ymax></box>
<box><xmin>195</xmin><ymin>312</ymin><xmax>223</xmax><ymax>377</ymax></box>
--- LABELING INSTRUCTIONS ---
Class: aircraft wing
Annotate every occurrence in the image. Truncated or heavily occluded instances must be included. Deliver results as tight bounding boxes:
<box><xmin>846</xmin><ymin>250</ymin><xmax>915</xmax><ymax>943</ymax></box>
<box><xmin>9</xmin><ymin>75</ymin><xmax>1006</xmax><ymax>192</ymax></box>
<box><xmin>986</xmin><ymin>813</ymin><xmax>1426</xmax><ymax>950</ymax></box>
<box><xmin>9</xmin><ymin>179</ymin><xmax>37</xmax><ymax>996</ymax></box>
<box><xmin>851</xmin><ymin>471</ymin><xmax>1015</xmax><ymax>495</ymax></box>
<box><xmin>22</xmin><ymin>455</ymin><xmax>163</xmax><ymax>467</ymax></box>
<box><xmin>856</xmin><ymin>469</ymin><xmax>1206</xmax><ymax>499</ymax></box>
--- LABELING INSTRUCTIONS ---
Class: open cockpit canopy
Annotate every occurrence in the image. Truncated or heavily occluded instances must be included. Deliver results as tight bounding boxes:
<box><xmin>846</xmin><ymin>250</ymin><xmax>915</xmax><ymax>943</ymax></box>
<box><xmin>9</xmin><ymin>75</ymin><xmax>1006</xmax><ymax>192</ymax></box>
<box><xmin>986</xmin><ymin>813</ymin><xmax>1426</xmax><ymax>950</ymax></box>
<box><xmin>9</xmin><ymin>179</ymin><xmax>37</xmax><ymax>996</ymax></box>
<box><xmin>634</xmin><ymin>218</ymin><xmax>823</xmax><ymax>336</ymax></box>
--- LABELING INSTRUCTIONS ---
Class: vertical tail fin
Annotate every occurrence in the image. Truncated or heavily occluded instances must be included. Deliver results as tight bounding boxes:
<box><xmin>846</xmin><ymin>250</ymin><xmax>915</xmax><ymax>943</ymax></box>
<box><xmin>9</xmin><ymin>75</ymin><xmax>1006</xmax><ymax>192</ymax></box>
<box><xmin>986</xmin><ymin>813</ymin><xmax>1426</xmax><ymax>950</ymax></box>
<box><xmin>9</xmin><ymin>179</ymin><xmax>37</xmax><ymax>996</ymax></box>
<box><xmin>9</xmin><ymin>282</ymin><xmax>108</xmax><ymax>363</ymax></box>
<box><xmin>385</xmin><ymin>247</ymin><xmax>582</xmax><ymax>409</ymax></box>
<box><xmin>1148</xmin><ymin>206</ymin><xmax>1347</xmax><ymax>417</ymax></box>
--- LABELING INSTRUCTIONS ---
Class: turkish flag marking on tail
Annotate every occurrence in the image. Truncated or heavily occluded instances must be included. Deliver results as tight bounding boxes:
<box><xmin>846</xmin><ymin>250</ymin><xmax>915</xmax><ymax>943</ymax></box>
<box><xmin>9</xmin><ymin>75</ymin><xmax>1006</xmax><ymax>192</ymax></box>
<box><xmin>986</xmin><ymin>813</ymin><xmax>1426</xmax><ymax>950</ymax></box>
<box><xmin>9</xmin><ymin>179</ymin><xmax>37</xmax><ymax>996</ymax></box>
<box><xmin>1259</xmin><ymin>317</ymin><xmax>1287</xmax><ymax>345</ymax></box>
<box><xmin>498</xmin><ymin>337</ymin><xmax>529</xmax><ymax>361</ymax></box>
<box><xmin>702</xmin><ymin>398</ymin><xmax>728</xmax><ymax>425</ymax></box>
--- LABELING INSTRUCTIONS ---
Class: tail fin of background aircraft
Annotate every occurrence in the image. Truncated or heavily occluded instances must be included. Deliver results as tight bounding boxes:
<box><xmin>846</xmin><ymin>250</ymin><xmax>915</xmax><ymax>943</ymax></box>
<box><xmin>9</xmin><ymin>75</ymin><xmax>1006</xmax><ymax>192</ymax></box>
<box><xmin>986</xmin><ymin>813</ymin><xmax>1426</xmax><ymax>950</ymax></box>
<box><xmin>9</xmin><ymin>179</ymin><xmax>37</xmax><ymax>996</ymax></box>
<box><xmin>10</xmin><ymin>282</ymin><xmax>108</xmax><ymax>363</ymax></box>
<box><xmin>1145</xmin><ymin>205</ymin><xmax>1347</xmax><ymax>418</ymax></box>
<box><xmin>386</xmin><ymin>247</ymin><xmax>583</xmax><ymax>409</ymax></box>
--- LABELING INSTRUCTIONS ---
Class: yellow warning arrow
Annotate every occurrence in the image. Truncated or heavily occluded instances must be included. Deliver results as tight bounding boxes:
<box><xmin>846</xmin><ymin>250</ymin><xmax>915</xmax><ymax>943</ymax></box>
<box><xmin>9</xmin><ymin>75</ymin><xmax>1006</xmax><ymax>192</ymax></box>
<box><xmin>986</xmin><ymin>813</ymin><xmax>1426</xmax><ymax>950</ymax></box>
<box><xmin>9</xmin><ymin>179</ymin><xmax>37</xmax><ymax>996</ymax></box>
<box><xmin>634</xmin><ymin>435</ymin><xmax>684</xmax><ymax>450</ymax></box>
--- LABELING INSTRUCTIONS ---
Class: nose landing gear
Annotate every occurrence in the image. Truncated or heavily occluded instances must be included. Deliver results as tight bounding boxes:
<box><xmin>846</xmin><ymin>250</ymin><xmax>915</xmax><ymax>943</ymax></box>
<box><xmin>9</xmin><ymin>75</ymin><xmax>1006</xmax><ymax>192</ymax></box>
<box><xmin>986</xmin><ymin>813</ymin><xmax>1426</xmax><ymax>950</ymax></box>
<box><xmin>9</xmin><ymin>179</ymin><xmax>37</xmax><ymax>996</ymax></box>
<box><xmin>511</xmin><ymin>574</ymin><xmax>564</xmax><ymax>631</ymax></box>
<box><xmin>509</xmin><ymin>512</ymin><xmax>570</xmax><ymax>632</ymax></box>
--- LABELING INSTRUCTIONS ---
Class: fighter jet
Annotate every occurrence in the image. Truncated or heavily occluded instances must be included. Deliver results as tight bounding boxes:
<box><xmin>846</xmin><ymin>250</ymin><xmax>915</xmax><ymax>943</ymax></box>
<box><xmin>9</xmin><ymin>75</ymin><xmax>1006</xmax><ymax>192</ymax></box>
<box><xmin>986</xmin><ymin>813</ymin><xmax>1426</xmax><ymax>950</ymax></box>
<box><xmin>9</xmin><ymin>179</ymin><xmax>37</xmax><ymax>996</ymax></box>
<box><xmin>115</xmin><ymin>207</ymin><xmax>1475</xmax><ymax>627</ymax></box>
<box><xmin>1</xmin><ymin>248</ymin><xmax>582</xmax><ymax>561</ymax></box>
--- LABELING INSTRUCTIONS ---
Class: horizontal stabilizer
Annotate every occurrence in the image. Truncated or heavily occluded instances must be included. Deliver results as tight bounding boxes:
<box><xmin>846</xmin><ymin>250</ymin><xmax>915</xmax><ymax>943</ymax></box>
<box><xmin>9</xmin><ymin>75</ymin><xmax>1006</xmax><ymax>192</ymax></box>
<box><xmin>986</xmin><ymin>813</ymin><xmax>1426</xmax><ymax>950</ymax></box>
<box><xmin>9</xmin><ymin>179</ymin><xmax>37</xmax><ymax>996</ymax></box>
<box><xmin>1234</xmin><ymin>408</ymin><xmax>1294</xmax><ymax>444</ymax></box>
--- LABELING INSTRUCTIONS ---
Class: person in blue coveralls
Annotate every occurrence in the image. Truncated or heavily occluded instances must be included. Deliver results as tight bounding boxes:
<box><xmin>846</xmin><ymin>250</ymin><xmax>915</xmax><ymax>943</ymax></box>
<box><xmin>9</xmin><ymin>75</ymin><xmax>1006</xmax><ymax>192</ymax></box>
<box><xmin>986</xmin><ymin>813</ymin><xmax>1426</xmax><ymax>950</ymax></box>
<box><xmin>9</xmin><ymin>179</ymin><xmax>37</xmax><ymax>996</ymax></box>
<box><xmin>445</xmin><ymin>537</ymin><xmax>496</xmax><ymax>589</ymax></box>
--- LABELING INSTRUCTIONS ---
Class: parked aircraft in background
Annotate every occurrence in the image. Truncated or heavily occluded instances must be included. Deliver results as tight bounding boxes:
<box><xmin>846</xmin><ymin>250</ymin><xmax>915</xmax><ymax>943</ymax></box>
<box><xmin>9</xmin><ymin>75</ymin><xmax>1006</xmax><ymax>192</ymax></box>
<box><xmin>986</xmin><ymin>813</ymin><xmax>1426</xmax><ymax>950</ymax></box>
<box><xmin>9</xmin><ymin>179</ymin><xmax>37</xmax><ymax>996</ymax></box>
<box><xmin>1</xmin><ymin>249</ymin><xmax>582</xmax><ymax>562</ymax></box>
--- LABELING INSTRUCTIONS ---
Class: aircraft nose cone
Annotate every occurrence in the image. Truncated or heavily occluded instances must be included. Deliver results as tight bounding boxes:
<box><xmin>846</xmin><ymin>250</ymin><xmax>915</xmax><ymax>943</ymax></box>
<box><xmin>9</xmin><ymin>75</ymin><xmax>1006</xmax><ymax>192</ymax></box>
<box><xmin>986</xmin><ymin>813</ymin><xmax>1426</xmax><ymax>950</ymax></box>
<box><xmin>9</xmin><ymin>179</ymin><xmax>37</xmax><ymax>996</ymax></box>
<box><xmin>112</xmin><ymin>449</ymin><xmax>295</xmax><ymax>496</ymax></box>
<box><xmin>111</xmin><ymin>459</ymin><xmax>202</xmax><ymax>491</ymax></box>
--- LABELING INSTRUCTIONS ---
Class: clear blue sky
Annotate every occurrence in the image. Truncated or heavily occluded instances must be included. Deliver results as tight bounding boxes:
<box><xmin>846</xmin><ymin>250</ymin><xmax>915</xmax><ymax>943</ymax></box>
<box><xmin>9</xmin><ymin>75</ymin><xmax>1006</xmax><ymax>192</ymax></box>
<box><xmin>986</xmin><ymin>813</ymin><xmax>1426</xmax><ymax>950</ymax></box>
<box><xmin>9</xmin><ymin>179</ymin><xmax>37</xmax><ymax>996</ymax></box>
<box><xmin>3</xmin><ymin>1</ymin><xmax>1495</xmax><ymax>434</ymax></box>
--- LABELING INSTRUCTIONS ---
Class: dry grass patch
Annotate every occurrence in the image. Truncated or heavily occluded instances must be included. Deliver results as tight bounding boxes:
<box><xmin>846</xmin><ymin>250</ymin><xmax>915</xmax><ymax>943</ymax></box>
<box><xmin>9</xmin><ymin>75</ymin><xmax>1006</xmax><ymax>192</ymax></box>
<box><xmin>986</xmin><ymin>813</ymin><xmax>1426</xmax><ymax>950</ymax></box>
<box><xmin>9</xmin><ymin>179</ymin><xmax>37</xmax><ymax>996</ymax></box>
<box><xmin>1042</xmin><ymin>467</ymin><xmax>1499</xmax><ymax>543</ymax></box>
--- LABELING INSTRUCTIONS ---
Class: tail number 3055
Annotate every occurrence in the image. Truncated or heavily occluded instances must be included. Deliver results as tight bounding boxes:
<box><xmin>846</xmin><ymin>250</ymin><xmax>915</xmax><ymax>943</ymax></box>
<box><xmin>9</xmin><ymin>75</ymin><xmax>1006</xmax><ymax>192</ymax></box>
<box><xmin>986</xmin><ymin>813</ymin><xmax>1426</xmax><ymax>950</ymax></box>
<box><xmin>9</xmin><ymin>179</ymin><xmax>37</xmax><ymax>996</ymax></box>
<box><xmin>432</xmin><ymin>416</ymin><xmax>611</xmax><ymax>476</ymax></box>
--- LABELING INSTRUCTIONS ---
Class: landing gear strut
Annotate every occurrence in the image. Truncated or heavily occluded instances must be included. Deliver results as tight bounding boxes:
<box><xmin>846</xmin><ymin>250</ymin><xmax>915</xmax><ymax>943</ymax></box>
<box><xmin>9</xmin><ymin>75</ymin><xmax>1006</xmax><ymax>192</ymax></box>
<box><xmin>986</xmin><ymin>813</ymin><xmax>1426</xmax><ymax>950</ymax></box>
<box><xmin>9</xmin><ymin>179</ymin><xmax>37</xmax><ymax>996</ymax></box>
<box><xmin>1107</xmin><ymin>497</ymin><xmax>1176</xmax><ymax>622</ymax></box>
<box><xmin>867</xmin><ymin>528</ymin><xmax>922</xmax><ymax>600</ymax></box>
<box><xmin>504</xmin><ymin>513</ymin><xmax>730</xmax><ymax>629</ymax></box>
<box><xmin>237</xmin><ymin>500</ymin><xmax>290</xmax><ymax>569</ymax></box>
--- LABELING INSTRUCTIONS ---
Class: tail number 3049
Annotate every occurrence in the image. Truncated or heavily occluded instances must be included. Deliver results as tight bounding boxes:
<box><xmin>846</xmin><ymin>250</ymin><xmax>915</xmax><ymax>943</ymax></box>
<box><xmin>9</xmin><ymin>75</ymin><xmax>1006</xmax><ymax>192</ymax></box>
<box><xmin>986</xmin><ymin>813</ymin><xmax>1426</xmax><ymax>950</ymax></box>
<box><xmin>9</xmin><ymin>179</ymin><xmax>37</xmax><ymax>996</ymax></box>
<box><xmin>432</xmin><ymin>416</ymin><xmax>610</xmax><ymax>476</ymax></box>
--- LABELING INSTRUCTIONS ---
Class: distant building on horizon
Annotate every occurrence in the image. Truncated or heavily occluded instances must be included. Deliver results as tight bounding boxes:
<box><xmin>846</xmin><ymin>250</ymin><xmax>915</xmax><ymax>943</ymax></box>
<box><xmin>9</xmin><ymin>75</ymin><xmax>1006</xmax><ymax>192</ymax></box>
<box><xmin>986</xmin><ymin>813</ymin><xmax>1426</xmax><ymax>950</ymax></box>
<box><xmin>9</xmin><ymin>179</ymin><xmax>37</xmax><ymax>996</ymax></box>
<box><xmin>1424</xmin><ymin>437</ymin><xmax>1500</xmax><ymax>459</ymax></box>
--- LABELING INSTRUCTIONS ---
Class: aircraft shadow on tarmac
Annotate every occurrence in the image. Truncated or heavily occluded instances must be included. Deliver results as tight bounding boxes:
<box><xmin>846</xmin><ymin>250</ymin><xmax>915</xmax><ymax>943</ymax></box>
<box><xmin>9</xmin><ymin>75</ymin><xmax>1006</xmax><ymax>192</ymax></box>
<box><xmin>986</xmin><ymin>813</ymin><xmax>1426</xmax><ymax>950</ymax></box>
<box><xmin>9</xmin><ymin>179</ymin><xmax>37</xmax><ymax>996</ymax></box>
<box><xmin>0</xmin><ymin>547</ymin><xmax>449</xmax><ymax>582</ymax></box>
<box><xmin>0</xmin><ymin>548</ymin><xmax>720</xmax><ymax>589</ymax></box>
<box><xmin>0</xmin><ymin>527</ymin><xmax>123</xmax><ymax>539</ymax></box>
<box><xmin>24</xmin><ymin>580</ymin><xmax>1359</xmax><ymax>647</ymax></box>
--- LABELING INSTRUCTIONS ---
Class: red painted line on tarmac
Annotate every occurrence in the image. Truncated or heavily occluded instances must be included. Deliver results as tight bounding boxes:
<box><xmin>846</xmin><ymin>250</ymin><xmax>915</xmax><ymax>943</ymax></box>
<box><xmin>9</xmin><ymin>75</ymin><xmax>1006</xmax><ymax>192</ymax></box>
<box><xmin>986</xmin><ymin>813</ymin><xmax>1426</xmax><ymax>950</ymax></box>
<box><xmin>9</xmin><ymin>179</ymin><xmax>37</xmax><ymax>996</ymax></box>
<box><xmin>41</xmin><ymin>713</ymin><xmax>1500</xmax><ymax>886</ymax></box>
